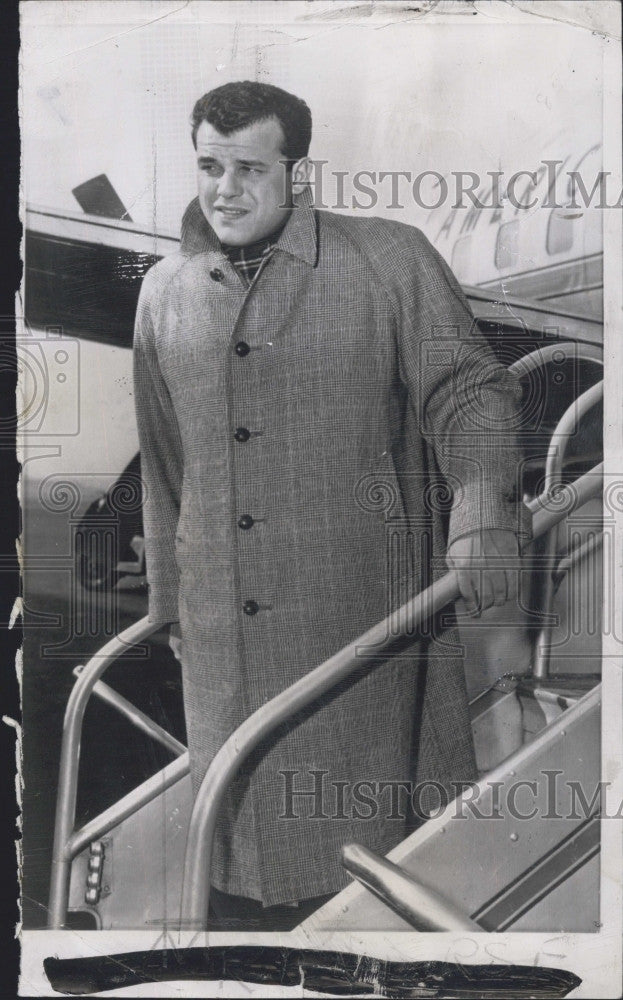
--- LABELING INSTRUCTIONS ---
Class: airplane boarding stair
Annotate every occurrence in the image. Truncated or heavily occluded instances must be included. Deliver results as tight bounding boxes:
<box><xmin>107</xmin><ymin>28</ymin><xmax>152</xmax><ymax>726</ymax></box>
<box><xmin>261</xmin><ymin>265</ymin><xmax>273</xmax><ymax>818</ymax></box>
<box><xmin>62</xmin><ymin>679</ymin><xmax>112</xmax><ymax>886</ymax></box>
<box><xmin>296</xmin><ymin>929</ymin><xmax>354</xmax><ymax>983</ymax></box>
<box><xmin>49</xmin><ymin>349</ymin><xmax>605</xmax><ymax>933</ymax></box>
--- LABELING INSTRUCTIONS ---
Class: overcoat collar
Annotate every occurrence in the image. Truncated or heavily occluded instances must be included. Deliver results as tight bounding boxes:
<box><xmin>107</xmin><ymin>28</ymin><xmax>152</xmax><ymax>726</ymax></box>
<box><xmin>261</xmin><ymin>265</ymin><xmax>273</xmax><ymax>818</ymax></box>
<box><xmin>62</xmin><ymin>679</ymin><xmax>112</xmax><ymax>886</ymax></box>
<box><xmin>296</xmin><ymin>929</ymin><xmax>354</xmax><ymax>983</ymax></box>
<box><xmin>180</xmin><ymin>186</ymin><xmax>318</xmax><ymax>266</ymax></box>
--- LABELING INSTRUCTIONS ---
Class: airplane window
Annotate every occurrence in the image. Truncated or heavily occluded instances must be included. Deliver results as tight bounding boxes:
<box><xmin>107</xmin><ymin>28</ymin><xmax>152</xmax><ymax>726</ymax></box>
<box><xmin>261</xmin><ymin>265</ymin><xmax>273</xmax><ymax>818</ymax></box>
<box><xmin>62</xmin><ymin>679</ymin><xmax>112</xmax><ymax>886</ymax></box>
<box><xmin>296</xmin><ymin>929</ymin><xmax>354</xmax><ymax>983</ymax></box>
<box><xmin>494</xmin><ymin>220</ymin><xmax>519</xmax><ymax>270</ymax></box>
<box><xmin>546</xmin><ymin>208</ymin><xmax>575</xmax><ymax>255</ymax></box>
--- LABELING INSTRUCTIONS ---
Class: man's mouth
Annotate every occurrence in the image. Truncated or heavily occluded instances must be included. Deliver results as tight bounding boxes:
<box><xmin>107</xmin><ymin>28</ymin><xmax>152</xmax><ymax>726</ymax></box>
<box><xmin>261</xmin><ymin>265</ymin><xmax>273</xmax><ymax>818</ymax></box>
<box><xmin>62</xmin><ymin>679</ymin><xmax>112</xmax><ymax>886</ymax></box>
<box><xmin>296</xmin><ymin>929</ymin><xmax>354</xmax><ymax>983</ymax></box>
<box><xmin>215</xmin><ymin>207</ymin><xmax>249</xmax><ymax>219</ymax></box>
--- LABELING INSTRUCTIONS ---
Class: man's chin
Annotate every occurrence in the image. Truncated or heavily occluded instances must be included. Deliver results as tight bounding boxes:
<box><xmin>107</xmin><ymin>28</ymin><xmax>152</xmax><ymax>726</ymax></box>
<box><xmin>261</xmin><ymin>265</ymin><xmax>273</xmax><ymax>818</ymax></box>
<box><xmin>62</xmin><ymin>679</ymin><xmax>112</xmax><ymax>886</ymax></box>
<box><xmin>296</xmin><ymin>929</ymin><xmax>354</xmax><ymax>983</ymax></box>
<box><xmin>208</xmin><ymin>215</ymin><xmax>255</xmax><ymax>246</ymax></box>
<box><xmin>216</xmin><ymin>233</ymin><xmax>251</xmax><ymax>246</ymax></box>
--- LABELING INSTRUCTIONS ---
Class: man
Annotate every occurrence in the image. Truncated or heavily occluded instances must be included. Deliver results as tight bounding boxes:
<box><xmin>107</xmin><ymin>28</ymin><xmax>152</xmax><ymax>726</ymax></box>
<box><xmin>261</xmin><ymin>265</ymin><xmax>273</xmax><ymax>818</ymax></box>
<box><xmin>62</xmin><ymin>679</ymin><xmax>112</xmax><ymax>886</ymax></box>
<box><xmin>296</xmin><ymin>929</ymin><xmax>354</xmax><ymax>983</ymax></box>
<box><xmin>133</xmin><ymin>81</ymin><xmax>529</xmax><ymax>929</ymax></box>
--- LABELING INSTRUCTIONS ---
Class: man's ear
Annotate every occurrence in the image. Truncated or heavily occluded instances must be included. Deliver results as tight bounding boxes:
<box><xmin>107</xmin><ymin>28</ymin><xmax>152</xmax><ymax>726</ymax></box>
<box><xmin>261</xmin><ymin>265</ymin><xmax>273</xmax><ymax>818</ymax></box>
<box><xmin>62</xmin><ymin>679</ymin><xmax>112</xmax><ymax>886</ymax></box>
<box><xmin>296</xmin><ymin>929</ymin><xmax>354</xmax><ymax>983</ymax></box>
<box><xmin>291</xmin><ymin>156</ymin><xmax>312</xmax><ymax>195</ymax></box>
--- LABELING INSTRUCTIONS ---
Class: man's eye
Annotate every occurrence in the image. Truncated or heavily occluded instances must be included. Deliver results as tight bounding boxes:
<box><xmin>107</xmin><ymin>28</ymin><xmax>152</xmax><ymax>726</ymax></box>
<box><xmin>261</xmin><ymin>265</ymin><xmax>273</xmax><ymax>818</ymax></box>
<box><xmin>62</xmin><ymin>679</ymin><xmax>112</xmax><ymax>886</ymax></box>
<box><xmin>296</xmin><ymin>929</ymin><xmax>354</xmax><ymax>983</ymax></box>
<box><xmin>201</xmin><ymin>164</ymin><xmax>220</xmax><ymax>175</ymax></box>
<box><xmin>240</xmin><ymin>166</ymin><xmax>260</xmax><ymax>175</ymax></box>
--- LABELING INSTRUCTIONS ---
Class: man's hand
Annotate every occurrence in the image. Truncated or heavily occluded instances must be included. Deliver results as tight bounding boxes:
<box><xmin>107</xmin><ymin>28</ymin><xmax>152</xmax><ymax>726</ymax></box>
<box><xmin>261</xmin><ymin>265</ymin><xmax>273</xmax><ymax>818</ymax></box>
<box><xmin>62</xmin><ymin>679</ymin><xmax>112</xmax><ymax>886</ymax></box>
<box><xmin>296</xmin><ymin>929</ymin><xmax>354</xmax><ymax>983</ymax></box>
<box><xmin>446</xmin><ymin>529</ymin><xmax>520</xmax><ymax>616</ymax></box>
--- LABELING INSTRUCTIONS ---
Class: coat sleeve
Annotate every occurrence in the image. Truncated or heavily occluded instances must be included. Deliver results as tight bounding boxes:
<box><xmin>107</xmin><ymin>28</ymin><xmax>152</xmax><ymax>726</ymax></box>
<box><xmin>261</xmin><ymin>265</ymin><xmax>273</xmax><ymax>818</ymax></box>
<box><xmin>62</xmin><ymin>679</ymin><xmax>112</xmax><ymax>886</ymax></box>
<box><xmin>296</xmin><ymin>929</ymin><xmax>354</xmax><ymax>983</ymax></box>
<box><xmin>392</xmin><ymin>229</ymin><xmax>532</xmax><ymax>549</ymax></box>
<box><xmin>133</xmin><ymin>264</ymin><xmax>183</xmax><ymax>624</ymax></box>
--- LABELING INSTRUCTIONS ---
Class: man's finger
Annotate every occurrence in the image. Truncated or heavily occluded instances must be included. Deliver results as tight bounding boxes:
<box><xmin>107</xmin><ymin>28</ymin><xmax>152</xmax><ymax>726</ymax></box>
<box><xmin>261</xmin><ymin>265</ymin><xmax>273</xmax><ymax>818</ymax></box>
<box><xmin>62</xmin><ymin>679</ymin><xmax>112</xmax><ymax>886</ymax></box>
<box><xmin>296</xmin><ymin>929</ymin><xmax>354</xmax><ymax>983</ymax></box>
<box><xmin>489</xmin><ymin>535</ymin><xmax>519</xmax><ymax>604</ymax></box>
<box><xmin>479</xmin><ymin>572</ymin><xmax>495</xmax><ymax>612</ymax></box>
<box><xmin>488</xmin><ymin>568</ymin><xmax>508</xmax><ymax>606</ymax></box>
<box><xmin>505</xmin><ymin>566</ymin><xmax>519</xmax><ymax>601</ymax></box>
<box><xmin>456</xmin><ymin>569</ymin><xmax>479</xmax><ymax>616</ymax></box>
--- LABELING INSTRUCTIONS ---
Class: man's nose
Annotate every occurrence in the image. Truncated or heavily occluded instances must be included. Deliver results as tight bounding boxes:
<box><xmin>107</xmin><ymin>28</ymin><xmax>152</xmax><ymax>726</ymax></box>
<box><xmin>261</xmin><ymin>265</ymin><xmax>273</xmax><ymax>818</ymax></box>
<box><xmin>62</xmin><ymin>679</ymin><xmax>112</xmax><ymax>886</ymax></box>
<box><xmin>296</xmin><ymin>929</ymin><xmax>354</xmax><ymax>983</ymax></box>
<box><xmin>216</xmin><ymin>169</ymin><xmax>243</xmax><ymax>199</ymax></box>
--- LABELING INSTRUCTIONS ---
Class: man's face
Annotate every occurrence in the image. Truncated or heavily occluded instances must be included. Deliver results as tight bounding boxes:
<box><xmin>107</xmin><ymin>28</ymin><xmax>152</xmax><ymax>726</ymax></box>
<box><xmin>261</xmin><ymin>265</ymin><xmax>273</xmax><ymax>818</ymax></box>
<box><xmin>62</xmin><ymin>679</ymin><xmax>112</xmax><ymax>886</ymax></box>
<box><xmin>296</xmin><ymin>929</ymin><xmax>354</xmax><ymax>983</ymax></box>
<box><xmin>195</xmin><ymin>117</ymin><xmax>293</xmax><ymax>246</ymax></box>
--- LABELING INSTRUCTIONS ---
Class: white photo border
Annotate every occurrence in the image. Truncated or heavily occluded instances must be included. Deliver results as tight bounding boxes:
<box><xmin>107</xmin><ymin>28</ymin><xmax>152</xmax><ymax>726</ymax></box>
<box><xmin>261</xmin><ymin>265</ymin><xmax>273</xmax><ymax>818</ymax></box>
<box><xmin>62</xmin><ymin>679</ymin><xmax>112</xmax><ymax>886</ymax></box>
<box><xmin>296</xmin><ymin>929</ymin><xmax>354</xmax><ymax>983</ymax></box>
<box><xmin>18</xmin><ymin>2</ymin><xmax>623</xmax><ymax>997</ymax></box>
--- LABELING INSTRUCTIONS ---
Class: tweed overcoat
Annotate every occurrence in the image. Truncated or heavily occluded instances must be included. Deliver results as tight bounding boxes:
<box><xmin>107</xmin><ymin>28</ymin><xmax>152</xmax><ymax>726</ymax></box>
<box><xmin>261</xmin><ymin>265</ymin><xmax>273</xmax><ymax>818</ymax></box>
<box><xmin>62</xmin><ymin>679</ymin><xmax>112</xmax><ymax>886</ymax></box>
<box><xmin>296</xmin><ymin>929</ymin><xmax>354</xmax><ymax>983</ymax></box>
<box><xmin>133</xmin><ymin>191</ymin><xmax>529</xmax><ymax>906</ymax></box>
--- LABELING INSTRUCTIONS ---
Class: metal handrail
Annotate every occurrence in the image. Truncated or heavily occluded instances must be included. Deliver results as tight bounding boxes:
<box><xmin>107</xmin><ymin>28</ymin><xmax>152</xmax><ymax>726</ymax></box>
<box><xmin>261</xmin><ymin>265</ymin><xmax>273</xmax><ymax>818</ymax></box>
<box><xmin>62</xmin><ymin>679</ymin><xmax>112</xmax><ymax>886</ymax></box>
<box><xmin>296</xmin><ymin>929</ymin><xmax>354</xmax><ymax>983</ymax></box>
<box><xmin>554</xmin><ymin>532</ymin><xmax>603</xmax><ymax>583</ymax></box>
<box><xmin>47</xmin><ymin>463</ymin><xmax>603</xmax><ymax>929</ymax></box>
<box><xmin>179</xmin><ymin>462</ymin><xmax>603</xmax><ymax>930</ymax></box>
<box><xmin>48</xmin><ymin>616</ymin><xmax>164</xmax><ymax>928</ymax></box>
<box><xmin>67</xmin><ymin>755</ymin><xmax>189</xmax><ymax>859</ymax></box>
<box><xmin>510</xmin><ymin>343</ymin><xmax>602</xmax><ymax>680</ymax></box>
<box><xmin>533</xmin><ymin>380</ymin><xmax>603</xmax><ymax>679</ymax></box>
<box><xmin>542</xmin><ymin>381</ymin><xmax>603</xmax><ymax>495</ymax></box>
<box><xmin>72</xmin><ymin>665</ymin><xmax>186</xmax><ymax>758</ymax></box>
<box><xmin>508</xmin><ymin>341</ymin><xmax>602</xmax><ymax>377</ymax></box>
<box><xmin>340</xmin><ymin>843</ymin><xmax>481</xmax><ymax>932</ymax></box>
<box><xmin>47</xmin><ymin>460</ymin><xmax>604</xmax><ymax>928</ymax></box>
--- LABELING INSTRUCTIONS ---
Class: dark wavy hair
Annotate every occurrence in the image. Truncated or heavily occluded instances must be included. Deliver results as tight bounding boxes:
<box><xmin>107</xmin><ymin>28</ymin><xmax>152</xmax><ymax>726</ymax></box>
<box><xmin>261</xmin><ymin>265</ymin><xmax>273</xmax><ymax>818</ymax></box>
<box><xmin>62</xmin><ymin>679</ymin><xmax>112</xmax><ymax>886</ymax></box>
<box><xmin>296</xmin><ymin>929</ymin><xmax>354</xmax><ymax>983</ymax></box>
<box><xmin>190</xmin><ymin>81</ymin><xmax>312</xmax><ymax>163</ymax></box>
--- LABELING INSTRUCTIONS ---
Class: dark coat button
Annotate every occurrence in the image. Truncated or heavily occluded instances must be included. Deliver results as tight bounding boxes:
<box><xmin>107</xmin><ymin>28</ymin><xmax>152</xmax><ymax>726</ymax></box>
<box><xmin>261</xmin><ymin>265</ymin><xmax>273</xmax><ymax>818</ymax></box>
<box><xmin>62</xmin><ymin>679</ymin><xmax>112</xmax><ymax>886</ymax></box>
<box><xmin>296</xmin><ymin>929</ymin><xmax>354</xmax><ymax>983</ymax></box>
<box><xmin>209</xmin><ymin>268</ymin><xmax>224</xmax><ymax>282</ymax></box>
<box><xmin>238</xmin><ymin>514</ymin><xmax>254</xmax><ymax>530</ymax></box>
<box><xmin>234</xmin><ymin>427</ymin><xmax>251</xmax><ymax>443</ymax></box>
<box><xmin>235</xmin><ymin>341</ymin><xmax>250</xmax><ymax>357</ymax></box>
<box><xmin>243</xmin><ymin>600</ymin><xmax>259</xmax><ymax>616</ymax></box>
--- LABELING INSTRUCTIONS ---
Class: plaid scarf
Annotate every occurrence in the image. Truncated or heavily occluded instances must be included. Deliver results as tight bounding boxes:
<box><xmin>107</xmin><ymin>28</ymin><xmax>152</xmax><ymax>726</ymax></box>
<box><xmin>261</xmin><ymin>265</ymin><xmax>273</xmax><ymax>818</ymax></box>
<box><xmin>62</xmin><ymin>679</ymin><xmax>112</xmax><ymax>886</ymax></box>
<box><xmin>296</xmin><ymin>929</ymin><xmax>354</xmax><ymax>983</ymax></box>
<box><xmin>221</xmin><ymin>225</ymin><xmax>285</xmax><ymax>287</ymax></box>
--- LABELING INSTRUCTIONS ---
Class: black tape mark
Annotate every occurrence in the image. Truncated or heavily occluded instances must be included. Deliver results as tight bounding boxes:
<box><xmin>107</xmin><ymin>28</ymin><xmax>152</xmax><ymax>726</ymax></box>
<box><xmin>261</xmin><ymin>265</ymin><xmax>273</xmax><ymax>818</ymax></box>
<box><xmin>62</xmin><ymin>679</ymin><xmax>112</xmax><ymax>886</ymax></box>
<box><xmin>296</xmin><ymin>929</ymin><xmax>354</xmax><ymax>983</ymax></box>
<box><xmin>44</xmin><ymin>947</ymin><xmax>581</xmax><ymax>997</ymax></box>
